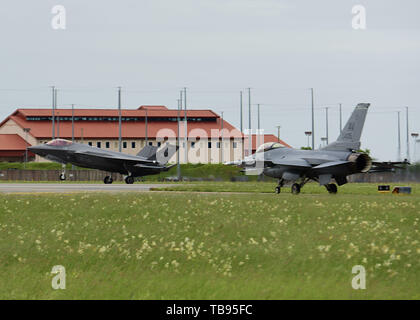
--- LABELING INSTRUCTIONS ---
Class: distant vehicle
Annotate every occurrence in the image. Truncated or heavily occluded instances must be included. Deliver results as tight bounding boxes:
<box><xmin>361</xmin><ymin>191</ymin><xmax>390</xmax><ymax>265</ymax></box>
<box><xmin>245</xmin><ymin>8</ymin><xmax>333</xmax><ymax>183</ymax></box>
<box><xmin>228</xmin><ymin>103</ymin><xmax>408</xmax><ymax>194</ymax></box>
<box><xmin>28</xmin><ymin>140</ymin><xmax>177</xmax><ymax>184</ymax></box>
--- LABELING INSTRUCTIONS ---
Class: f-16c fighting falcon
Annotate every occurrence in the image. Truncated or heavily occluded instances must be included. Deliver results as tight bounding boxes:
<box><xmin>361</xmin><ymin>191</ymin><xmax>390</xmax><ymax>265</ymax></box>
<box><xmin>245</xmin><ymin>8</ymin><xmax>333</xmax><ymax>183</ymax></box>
<box><xmin>28</xmin><ymin>140</ymin><xmax>177</xmax><ymax>184</ymax></box>
<box><xmin>230</xmin><ymin>103</ymin><xmax>390</xmax><ymax>194</ymax></box>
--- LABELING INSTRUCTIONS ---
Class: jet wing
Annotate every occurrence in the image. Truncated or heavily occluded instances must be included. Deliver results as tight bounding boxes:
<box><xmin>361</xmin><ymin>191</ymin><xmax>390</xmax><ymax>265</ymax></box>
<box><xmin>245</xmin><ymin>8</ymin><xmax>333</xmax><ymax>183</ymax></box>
<box><xmin>266</xmin><ymin>158</ymin><xmax>312</xmax><ymax>169</ymax></box>
<box><xmin>74</xmin><ymin>150</ymin><xmax>157</xmax><ymax>164</ymax></box>
<box><xmin>311</xmin><ymin>161</ymin><xmax>350</xmax><ymax>174</ymax></box>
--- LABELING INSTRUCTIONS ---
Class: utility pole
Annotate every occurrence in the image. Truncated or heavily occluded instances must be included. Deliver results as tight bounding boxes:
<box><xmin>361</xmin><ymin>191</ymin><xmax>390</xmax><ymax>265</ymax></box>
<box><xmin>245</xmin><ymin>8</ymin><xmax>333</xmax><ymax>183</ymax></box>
<box><xmin>397</xmin><ymin>111</ymin><xmax>401</xmax><ymax>161</ymax></box>
<box><xmin>23</xmin><ymin>128</ymin><xmax>30</xmax><ymax>169</ymax></box>
<box><xmin>118</xmin><ymin>87</ymin><xmax>122</xmax><ymax>152</ymax></box>
<box><xmin>257</xmin><ymin>103</ymin><xmax>261</xmax><ymax>148</ymax></box>
<box><xmin>248</xmin><ymin>88</ymin><xmax>251</xmax><ymax>156</ymax></box>
<box><xmin>276</xmin><ymin>125</ymin><xmax>281</xmax><ymax>143</ymax></box>
<box><xmin>240</xmin><ymin>91</ymin><xmax>243</xmax><ymax>133</ymax></box>
<box><xmin>325</xmin><ymin>107</ymin><xmax>329</xmax><ymax>145</ymax></box>
<box><xmin>311</xmin><ymin>88</ymin><xmax>315</xmax><ymax>150</ymax></box>
<box><xmin>184</xmin><ymin>87</ymin><xmax>188</xmax><ymax>163</ymax></box>
<box><xmin>221</xmin><ymin>111</ymin><xmax>224</xmax><ymax>163</ymax></box>
<box><xmin>51</xmin><ymin>86</ymin><xmax>55</xmax><ymax>139</ymax></box>
<box><xmin>339</xmin><ymin>103</ymin><xmax>342</xmax><ymax>132</ymax></box>
<box><xmin>71</xmin><ymin>104</ymin><xmax>75</xmax><ymax>143</ymax></box>
<box><xmin>145</xmin><ymin>108</ymin><xmax>148</xmax><ymax>144</ymax></box>
<box><xmin>71</xmin><ymin>104</ymin><xmax>75</xmax><ymax>170</ymax></box>
<box><xmin>55</xmin><ymin>89</ymin><xmax>59</xmax><ymax>138</ymax></box>
<box><xmin>177</xmin><ymin>98</ymin><xmax>181</xmax><ymax>180</ymax></box>
<box><xmin>406</xmin><ymin>107</ymin><xmax>410</xmax><ymax>161</ymax></box>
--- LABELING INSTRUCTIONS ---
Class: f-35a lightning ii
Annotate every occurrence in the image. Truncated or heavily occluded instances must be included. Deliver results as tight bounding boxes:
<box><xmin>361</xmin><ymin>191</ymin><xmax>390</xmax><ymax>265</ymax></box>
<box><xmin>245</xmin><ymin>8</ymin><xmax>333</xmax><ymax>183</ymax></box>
<box><xmin>229</xmin><ymin>103</ymin><xmax>405</xmax><ymax>194</ymax></box>
<box><xmin>28</xmin><ymin>140</ymin><xmax>177</xmax><ymax>184</ymax></box>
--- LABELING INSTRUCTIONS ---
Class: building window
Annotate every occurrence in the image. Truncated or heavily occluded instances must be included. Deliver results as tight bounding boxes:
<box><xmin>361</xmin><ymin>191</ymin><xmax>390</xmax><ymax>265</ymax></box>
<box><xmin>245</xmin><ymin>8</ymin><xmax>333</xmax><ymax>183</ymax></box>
<box><xmin>123</xmin><ymin>141</ymin><xmax>127</xmax><ymax>148</ymax></box>
<box><xmin>157</xmin><ymin>141</ymin><xmax>161</xmax><ymax>147</ymax></box>
<box><xmin>233</xmin><ymin>142</ymin><xmax>237</xmax><ymax>149</ymax></box>
<box><xmin>131</xmin><ymin>142</ymin><xmax>136</xmax><ymax>148</ymax></box>
<box><xmin>97</xmin><ymin>142</ymin><xmax>101</xmax><ymax>148</ymax></box>
<box><xmin>208</xmin><ymin>142</ymin><xmax>211</xmax><ymax>148</ymax></box>
<box><xmin>88</xmin><ymin>142</ymin><xmax>92</xmax><ymax>146</ymax></box>
<box><xmin>191</xmin><ymin>142</ymin><xmax>195</xmax><ymax>148</ymax></box>
<box><xmin>217</xmin><ymin>142</ymin><xmax>220</xmax><ymax>148</ymax></box>
<box><xmin>148</xmin><ymin>141</ymin><xmax>153</xmax><ymax>146</ymax></box>
<box><xmin>106</xmin><ymin>142</ymin><xmax>110</xmax><ymax>148</ymax></box>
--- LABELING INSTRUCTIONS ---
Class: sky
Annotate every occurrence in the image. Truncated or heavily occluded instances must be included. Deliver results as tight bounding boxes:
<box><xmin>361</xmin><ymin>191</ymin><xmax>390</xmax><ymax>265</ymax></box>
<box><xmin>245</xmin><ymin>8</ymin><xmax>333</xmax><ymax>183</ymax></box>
<box><xmin>0</xmin><ymin>0</ymin><xmax>419</xmax><ymax>161</ymax></box>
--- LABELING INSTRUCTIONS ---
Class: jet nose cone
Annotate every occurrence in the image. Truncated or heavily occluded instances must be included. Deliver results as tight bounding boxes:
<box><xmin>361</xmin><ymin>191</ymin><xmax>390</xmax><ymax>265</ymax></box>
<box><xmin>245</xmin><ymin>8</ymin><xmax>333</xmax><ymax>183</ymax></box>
<box><xmin>28</xmin><ymin>145</ymin><xmax>48</xmax><ymax>154</ymax></box>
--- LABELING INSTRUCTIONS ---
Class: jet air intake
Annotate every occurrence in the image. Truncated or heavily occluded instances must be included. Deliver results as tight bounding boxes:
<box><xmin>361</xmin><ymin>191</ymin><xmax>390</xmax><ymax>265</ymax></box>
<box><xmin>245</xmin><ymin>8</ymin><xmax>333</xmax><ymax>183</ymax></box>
<box><xmin>347</xmin><ymin>153</ymin><xmax>372</xmax><ymax>173</ymax></box>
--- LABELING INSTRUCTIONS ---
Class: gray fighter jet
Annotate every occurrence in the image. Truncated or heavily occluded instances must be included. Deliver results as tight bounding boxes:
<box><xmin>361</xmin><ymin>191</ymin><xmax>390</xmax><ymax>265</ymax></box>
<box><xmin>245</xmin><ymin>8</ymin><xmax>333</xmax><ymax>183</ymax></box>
<box><xmin>230</xmin><ymin>103</ymin><xmax>375</xmax><ymax>194</ymax></box>
<box><xmin>28</xmin><ymin>140</ymin><xmax>177</xmax><ymax>184</ymax></box>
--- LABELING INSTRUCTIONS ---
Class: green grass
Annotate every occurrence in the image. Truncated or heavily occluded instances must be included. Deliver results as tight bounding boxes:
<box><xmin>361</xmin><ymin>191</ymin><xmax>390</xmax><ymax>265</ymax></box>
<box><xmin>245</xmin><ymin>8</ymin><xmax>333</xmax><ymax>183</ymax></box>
<box><xmin>0</xmin><ymin>183</ymin><xmax>419</xmax><ymax>299</ymax></box>
<box><xmin>154</xmin><ymin>181</ymin><xmax>420</xmax><ymax>195</ymax></box>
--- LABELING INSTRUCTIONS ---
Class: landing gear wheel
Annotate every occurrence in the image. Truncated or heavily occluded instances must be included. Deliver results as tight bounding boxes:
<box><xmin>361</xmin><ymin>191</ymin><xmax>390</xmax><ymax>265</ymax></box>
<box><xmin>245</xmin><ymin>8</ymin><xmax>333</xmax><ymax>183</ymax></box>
<box><xmin>326</xmin><ymin>183</ymin><xmax>338</xmax><ymax>194</ymax></box>
<box><xmin>275</xmin><ymin>186</ymin><xmax>281</xmax><ymax>194</ymax></box>
<box><xmin>59</xmin><ymin>173</ymin><xmax>66</xmax><ymax>181</ymax></box>
<box><xmin>125</xmin><ymin>176</ymin><xmax>135</xmax><ymax>184</ymax></box>
<box><xmin>291</xmin><ymin>183</ymin><xmax>301</xmax><ymax>195</ymax></box>
<box><xmin>104</xmin><ymin>176</ymin><xmax>113</xmax><ymax>184</ymax></box>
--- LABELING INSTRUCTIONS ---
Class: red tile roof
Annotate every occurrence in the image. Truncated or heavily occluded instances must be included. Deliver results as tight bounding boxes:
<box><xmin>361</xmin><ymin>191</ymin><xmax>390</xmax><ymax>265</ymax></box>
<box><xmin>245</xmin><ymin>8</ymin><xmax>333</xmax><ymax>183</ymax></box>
<box><xmin>0</xmin><ymin>134</ymin><xmax>31</xmax><ymax>150</ymax></box>
<box><xmin>2</xmin><ymin>108</ymin><xmax>243</xmax><ymax>139</ymax></box>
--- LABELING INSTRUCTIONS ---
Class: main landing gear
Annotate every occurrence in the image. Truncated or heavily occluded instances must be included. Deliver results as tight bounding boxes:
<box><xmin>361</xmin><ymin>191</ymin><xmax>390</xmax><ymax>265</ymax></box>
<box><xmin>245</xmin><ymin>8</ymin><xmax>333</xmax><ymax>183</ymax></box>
<box><xmin>325</xmin><ymin>183</ymin><xmax>338</xmax><ymax>194</ymax></box>
<box><xmin>124</xmin><ymin>176</ymin><xmax>135</xmax><ymax>184</ymax></box>
<box><xmin>274</xmin><ymin>178</ymin><xmax>311</xmax><ymax>195</ymax></box>
<box><xmin>104</xmin><ymin>176</ymin><xmax>113</xmax><ymax>184</ymax></box>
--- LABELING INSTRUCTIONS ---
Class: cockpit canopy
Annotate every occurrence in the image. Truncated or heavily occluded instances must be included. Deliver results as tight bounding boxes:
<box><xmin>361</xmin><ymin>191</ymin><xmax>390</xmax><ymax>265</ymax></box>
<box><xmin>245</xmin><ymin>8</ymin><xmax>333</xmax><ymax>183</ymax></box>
<box><xmin>46</xmin><ymin>139</ymin><xmax>73</xmax><ymax>147</ymax></box>
<box><xmin>256</xmin><ymin>142</ymin><xmax>285</xmax><ymax>153</ymax></box>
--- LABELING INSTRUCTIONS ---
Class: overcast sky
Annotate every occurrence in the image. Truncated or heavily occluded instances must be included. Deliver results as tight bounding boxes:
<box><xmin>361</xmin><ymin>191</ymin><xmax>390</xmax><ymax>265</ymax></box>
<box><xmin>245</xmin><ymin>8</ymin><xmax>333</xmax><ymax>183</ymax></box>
<box><xmin>1</xmin><ymin>0</ymin><xmax>419</xmax><ymax>161</ymax></box>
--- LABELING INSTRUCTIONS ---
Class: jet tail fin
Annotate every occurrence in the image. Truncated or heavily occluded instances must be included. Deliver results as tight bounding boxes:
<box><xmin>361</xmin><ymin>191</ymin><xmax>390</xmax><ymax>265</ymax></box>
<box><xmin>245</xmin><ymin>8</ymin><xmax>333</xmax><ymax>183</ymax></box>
<box><xmin>322</xmin><ymin>103</ymin><xmax>370</xmax><ymax>151</ymax></box>
<box><xmin>136</xmin><ymin>145</ymin><xmax>159</xmax><ymax>160</ymax></box>
<box><xmin>156</xmin><ymin>143</ymin><xmax>178</xmax><ymax>165</ymax></box>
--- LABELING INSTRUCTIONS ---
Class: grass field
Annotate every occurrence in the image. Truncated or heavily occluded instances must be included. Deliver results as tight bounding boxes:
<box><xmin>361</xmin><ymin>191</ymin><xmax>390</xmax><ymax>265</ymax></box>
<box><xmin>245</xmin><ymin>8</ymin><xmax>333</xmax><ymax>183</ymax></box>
<box><xmin>0</xmin><ymin>183</ymin><xmax>419</xmax><ymax>299</ymax></box>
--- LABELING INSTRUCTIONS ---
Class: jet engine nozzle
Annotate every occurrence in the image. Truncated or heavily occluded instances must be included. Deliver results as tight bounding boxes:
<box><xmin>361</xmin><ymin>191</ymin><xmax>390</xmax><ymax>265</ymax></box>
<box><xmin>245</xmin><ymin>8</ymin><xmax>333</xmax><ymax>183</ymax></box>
<box><xmin>347</xmin><ymin>152</ymin><xmax>372</xmax><ymax>173</ymax></box>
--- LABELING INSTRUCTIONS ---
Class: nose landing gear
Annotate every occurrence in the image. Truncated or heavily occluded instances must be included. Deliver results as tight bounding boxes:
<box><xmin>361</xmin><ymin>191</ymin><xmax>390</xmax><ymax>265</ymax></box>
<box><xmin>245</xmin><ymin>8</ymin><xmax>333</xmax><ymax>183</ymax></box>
<box><xmin>104</xmin><ymin>176</ymin><xmax>113</xmax><ymax>184</ymax></box>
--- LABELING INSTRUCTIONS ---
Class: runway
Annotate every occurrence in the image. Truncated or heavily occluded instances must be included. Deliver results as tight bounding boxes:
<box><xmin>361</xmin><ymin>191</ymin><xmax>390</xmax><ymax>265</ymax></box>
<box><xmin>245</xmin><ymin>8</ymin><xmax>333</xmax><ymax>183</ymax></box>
<box><xmin>0</xmin><ymin>183</ymin><xmax>173</xmax><ymax>194</ymax></box>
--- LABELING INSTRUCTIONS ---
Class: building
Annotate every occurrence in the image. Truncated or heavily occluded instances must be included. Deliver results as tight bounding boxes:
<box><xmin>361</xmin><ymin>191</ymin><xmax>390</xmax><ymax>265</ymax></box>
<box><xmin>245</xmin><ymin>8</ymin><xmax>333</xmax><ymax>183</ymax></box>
<box><xmin>0</xmin><ymin>106</ymin><xmax>245</xmax><ymax>163</ymax></box>
<box><xmin>0</xmin><ymin>134</ymin><xmax>34</xmax><ymax>162</ymax></box>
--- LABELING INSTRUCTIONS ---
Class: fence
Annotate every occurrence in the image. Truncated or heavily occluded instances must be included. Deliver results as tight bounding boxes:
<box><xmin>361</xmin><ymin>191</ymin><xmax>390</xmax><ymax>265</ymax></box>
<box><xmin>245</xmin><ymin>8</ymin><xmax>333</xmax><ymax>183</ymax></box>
<box><xmin>0</xmin><ymin>169</ymin><xmax>125</xmax><ymax>182</ymax></box>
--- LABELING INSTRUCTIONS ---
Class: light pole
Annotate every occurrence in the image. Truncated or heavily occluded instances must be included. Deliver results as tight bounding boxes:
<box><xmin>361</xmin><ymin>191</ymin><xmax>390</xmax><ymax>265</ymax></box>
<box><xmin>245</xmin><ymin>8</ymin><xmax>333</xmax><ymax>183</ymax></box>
<box><xmin>221</xmin><ymin>111</ymin><xmax>224</xmax><ymax>163</ymax></box>
<box><xmin>118</xmin><ymin>86</ymin><xmax>122</xmax><ymax>152</ymax></box>
<box><xmin>23</xmin><ymin>128</ymin><xmax>31</xmax><ymax>169</ymax></box>
<box><xmin>248</xmin><ymin>88</ymin><xmax>251</xmax><ymax>156</ymax></box>
<box><xmin>276</xmin><ymin>125</ymin><xmax>281</xmax><ymax>143</ymax></box>
<box><xmin>305</xmin><ymin>131</ymin><xmax>312</xmax><ymax>149</ymax></box>
<box><xmin>325</xmin><ymin>107</ymin><xmax>329</xmax><ymax>145</ymax></box>
<box><xmin>310</xmin><ymin>88</ymin><xmax>315</xmax><ymax>150</ymax></box>
<box><xmin>177</xmin><ymin>98</ymin><xmax>181</xmax><ymax>180</ymax></box>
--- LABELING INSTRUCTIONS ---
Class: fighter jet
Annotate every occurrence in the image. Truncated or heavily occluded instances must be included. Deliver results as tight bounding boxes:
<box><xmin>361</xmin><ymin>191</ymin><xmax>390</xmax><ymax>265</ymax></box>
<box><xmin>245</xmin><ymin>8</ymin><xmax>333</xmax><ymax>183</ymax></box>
<box><xmin>28</xmin><ymin>140</ymin><xmax>177</xmax><ymax>184</ymax></box>
<box><xmin>229</xmin><ymin>103</ymin><xmax>376</xmax><ymax>194</ymax></box>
